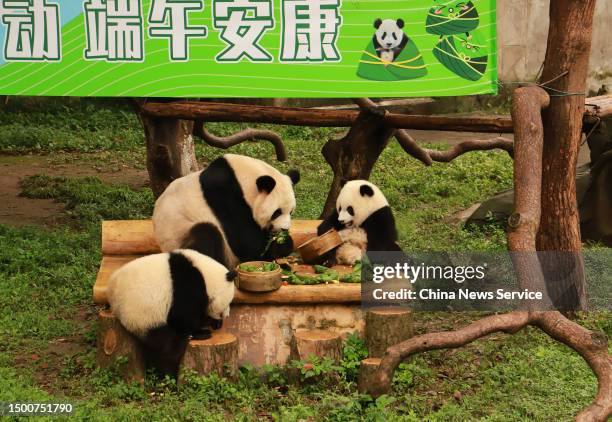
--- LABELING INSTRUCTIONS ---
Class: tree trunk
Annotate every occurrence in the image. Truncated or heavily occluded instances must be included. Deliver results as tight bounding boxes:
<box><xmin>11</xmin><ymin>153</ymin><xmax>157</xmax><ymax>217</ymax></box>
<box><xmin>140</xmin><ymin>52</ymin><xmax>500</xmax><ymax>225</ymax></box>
<box><xmin>180</xmin><ymin>332</ymin><xmax>238</xmax><ymax>378</ymax></box>
<box><xmin>141</xmin><ymin>116</ymin><xmax>198</xmax><ymax>198</ymax></box>
<box><xmin>320</xmin><ymin>112</ymin><xmax>395</xmax><ymax>218</ymax></box>
<box><xmin>365</xmin><ymin>309</ymin><xmax>414</xmax><ymax>358</ymax></box>
<box><xmin>96</xmin><ymin>310</ymin><xmax>145</xmax><ymax>383</ymax></box>
<box><xmin>289</xmin><ymin>329</ymin><xmax>343</xmax><ymax>363</ymax></box>
<box><xmin>536</xmin><ymin>0</ymin><xmax>597</xmax><ymax>311</ymax></box>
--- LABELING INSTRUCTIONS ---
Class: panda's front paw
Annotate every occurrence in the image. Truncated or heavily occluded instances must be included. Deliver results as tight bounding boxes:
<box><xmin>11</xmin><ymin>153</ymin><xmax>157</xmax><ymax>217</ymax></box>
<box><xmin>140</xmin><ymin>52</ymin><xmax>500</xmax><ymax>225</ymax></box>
<box><xmin>192</xmin><ymin>328</ymin><xmax>212</xmax><ymax>340</ymax></box>
<box><xmin>265</xmin><ymin>236</ymin><xmax>295</xmax><ymax>260</ymax></box>
<box><xmin>210</xmin><ymin>318</ymin><xmax>223</xmax><ymax>330</ymax></box>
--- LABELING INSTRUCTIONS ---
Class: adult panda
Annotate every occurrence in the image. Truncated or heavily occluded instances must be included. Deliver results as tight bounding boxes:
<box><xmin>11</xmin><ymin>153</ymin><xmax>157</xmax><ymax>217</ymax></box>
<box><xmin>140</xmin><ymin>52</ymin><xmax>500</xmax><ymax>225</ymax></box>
<box><xmin>107</xmin><ymin>249</ymin><xmax>236</xmax><ymax>379</ymax></box>
<box><xmin>153</xmin><ymin>154</ymin><xmax>300</xmax><ymax>269</ymax></box>
<box><xmin>317</xmin><ymin>180</ymin><xmax>402</xmax><ymax>265</ymax></box>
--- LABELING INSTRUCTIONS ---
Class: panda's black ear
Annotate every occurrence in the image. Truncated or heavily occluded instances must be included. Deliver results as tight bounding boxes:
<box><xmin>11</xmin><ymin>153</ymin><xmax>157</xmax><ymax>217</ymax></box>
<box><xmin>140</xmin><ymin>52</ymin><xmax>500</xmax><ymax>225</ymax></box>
<box><xmin>396</xmin><ymin>19</ymin><xmax>405</xmax><ymax>29</ymax></box>
<box><xmin>226</xmin><ymin>270</ymin><xmax>237</xmax><ymax>282</ymax></box>
<box><xmin>287</xmin><ymin>169</ymin><xmax>300</xmax><ymax>186</ymax></box>
<box><xmin>374</xmin><ymin>18</ymin><xmax>382</xmax><ymax>29</ymax></box>
<box><xmin>340</xmin><ymin>178</ymin><xmax>349</xmax><ymax>187</ymax></box>
<box><xmin>360</xmin><ymin>184</ymin><xmax>375</xmax><ymax>197</ymax></box>
<box><xmin>256</xmin><ymin>175</ymin><xmax>276</xmax><ymax>194</ymax></box>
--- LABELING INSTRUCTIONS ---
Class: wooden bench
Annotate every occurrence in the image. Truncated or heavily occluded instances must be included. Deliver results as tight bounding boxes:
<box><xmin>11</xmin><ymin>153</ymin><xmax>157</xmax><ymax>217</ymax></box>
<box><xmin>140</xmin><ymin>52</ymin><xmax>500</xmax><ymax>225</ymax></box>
<box><xmin>95</xmin><ymin>220</ymin><xmax>363</xmax><ymax>367</ymax></box>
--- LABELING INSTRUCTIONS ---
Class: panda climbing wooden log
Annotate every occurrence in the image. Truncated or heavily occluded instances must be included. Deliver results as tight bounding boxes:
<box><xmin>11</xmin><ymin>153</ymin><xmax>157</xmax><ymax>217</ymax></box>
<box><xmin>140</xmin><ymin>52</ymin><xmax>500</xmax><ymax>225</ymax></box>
<box><xmin>105</xmin><ymin>250</ymin><xmax>237</xmax><ymax>380</ymax></box>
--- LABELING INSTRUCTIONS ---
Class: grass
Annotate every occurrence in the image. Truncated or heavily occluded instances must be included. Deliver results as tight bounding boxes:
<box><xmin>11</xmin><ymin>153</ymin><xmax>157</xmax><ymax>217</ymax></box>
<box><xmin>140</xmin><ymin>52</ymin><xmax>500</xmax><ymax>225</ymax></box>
<box><xmin>0</xmin><ymin>99</ymin><xmax>609</xmax><ymax>420</ymax></box>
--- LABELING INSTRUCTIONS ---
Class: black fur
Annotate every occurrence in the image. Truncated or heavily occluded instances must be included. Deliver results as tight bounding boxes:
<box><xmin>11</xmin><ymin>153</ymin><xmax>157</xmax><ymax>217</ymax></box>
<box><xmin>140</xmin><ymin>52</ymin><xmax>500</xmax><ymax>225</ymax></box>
<box><xmin>360</xmin><ymin>206</ymin><xmax>402</xmax><ymax>252</ymax></box>
<box><xmin>360</xmin><ymin>184</ymin><xmax>374</xmax><ymax>197</ymax></box>
<box><xmin>317</xmin><ymin>209</ymin><xmax>345</xmax><ymax>236</ymax></box>
<box><xmin>256</xmin><ymin>175</ymin><xmax>276</xmax><ymax>194</ymax></box>
<box><xmin>182</xmin><ymin>222</ymin><xmax>227</xmax><ymax>266</ymax></box>
<box><xmin>287</xmin><ymin>169</ymin><xmax>301</xmax><ymax>186</ymax></box>
<box><xmin>140</xmin><ymin>252</ymin><xmax>211</xmax><ymax>380</ymax></box>
<box><xmin>197</xmin><ymin>157</ymin><xmax>270</xmax><ymax>265</ymax></box>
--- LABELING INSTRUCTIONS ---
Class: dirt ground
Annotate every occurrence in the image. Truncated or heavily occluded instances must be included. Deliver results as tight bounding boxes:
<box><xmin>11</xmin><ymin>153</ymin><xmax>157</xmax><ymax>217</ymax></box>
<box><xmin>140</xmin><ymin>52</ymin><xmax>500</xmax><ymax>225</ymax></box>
<box><xmin>0</xmin><ymin>134</ymin><xmax>591</xmax><ymax>228</ymax></box>
<box><xmin>0</xmin><ymin>154</ymin><xmax>148</xmax><ymax>227</ymax></box>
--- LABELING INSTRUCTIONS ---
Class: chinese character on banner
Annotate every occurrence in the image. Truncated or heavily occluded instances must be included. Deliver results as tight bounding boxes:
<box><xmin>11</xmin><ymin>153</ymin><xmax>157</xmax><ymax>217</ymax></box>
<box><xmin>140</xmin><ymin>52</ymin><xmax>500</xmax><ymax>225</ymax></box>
<box><xmin>212</xmin><ymin>0</ymin><xmax>274</xmax><ymax>62</ymax></box>
<box><xmin>1</xmin><ymin>0</ymin><xmax>61</xmax><ymax>61</ymax></box>
<box><xmin>148</xmin><ymin>0</ymin><xmax>207</xmax><ymax>61</ymax></box>
<box><xmin>280</xmin><ymin>0</ymin><xmax>342</xmax><ymax>62</ymax></box>
<box><xmin>84</xmin><ymin>0</ymin><xmax>143</xmax><ymax>61</ymax></box>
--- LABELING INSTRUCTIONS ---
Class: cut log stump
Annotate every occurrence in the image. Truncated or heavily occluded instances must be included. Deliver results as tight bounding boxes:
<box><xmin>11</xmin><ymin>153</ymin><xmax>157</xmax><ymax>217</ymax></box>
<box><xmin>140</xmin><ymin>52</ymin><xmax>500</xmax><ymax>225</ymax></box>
<box><xmin>181</xmin><ymin>332</ymin><xmax>238</xmax><ymax>378</ymax></box>
<box><xmin>358</xmin><ymin>357</ymin><xmax>381</xmax><ymax>393</ymax></box>
<box><xmin>290</xmin><ymin>329</ymin><xmax>343</xmax><ymax>362</ymax></box>
<box><xmin>96</xmin><ymin>309</ymin><xmax>145</xmax><ymax>383</ymax></box>
<box><xmin>365</xmin><ymin>308</ymin><xmax>413</xmax><ymax>358</ymax></box>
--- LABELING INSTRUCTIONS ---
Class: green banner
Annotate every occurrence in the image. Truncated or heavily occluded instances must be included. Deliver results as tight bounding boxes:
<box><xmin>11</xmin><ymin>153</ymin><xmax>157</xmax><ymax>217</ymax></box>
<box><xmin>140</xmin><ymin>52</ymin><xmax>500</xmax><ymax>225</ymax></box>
<box><xmin>0</xmin><ymin>0</ymin><xmax>497</xmax><ymax>97</ymax></box>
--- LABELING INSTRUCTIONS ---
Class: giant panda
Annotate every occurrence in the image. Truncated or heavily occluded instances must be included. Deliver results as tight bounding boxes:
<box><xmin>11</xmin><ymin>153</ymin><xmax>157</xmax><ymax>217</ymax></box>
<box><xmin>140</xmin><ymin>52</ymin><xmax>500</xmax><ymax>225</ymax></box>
<box><xmin>107</xmin><ymin>249</ymin><xmax>236</xmax><ymax>379</ymax></box>
<box><xmin>373</xmin><ymin>18</ymin><xmax>409</xmax><ymax>64</ymax></box>
<box><xmin>153</xmin><ymin>154</ymin><xmax>300</xmax><ymax>269</ymax></box>
<box><xmin>317</xmin><ymin>180</ymin><xmax>402</xmax><ymax>265</ymax></box>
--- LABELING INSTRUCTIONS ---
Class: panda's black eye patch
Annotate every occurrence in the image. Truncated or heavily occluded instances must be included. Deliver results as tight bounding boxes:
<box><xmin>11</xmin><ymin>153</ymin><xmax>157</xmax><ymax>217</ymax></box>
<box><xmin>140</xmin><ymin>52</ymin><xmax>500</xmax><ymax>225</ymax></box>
<box><xmin>338</xmin><ymin>206</ymin><xmax>342</xmax><ymax>213</ymax></box>
<box><xmin>271</xmin><ymin>208</ymin><xmax>282</xmax><ymax>220</ymax></box>
<box><xmin>392</xmin><ymin>33</ymin><xmax>398</xmax><ymax>40</ymax></box>
<box><xmin>381</xmin><ymin>32</ymin><xmax>387</xmax><ymax>40</ymax></box>
<box><xmin>347</xmin><ymin>206</ymin><xmax>355</xmax><ymax>216</ymax></box>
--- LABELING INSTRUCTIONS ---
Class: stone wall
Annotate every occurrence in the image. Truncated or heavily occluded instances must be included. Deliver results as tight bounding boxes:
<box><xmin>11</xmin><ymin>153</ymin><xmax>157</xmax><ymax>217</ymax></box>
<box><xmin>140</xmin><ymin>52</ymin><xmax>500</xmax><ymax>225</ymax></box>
<box><xmin>497</xmin><ymin>0</ymin><xmax>611</xmax><ymax>93</ymax></box>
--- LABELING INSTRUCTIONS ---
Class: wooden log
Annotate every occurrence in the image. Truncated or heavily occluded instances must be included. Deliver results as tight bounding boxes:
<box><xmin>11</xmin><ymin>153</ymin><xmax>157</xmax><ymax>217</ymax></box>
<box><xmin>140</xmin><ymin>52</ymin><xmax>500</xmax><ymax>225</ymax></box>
<box><xmin>96</xmin><ymin>310</ymin><xmax>145</xmax><ymax>383</ymax></box>
<box><xmin>290</xmin><ymin>329</ymin><xmax>343</xmax><ymax>363</ymax></box>
<box><xmin>101</xmin><ymin>220</ymin><xmax>159</xmax><ymax>255</ymax></box>
<box><xmin>141</xmin><ymin>102</ymin><xmax>515</xmax><ymax>133</ymax></box>
<box><xmin>358</xmin><ymin>358</ymin><xmax>381</xmax><ymax>393</ymax></box>
<box><xmin>365</xmin><ymin>308</ymin><xmax>414</xmax><ymax>358</ymax></box>
<box><xmin>99</xmin><ymin>219</ymin><xmax>320</xmax><ymax>258</ymax></box>
<box><xmin>180</xmin><ymin>332</ymin><xmax>238</xmax><ymax>378</ymax></box>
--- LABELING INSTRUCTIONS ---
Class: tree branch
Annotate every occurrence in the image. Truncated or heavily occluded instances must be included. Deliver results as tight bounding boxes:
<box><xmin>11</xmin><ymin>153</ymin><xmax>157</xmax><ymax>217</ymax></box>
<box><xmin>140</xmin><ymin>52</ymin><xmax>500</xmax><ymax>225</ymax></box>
<box><xmin>193</xmin><ymin>121</ymin><xmax>287</xmax><ymax>161</ymax></box>
<box><xmin>361</xmin><ymin>86</ymin><xmax>612</xmax><ymax>422</ymax></box>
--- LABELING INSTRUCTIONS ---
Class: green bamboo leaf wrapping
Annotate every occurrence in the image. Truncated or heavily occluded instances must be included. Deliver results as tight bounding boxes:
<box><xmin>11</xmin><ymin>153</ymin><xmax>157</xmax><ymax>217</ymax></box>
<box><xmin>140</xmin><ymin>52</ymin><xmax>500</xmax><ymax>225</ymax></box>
<box><xmin>426</xmin><ymin>1</ymin><xmax>480</xmax><ymax>36</ymax></box>
<box><xmin>356</xmin><ymin>38</ymin><xmax>427</xmax><ymax>81</ymax></box>
<box><xmin>433</xmin><ymin>33</ymin><xmax>487</xmax><ymax>81</ymax></box>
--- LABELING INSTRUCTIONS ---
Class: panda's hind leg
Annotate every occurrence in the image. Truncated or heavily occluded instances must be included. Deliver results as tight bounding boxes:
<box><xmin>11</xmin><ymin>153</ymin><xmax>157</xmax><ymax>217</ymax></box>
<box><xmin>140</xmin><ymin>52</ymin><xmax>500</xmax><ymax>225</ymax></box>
<box><xmin>141</xmin><ymin>326</ymin><xmax>189</xmax><ymax>381</ymax></box>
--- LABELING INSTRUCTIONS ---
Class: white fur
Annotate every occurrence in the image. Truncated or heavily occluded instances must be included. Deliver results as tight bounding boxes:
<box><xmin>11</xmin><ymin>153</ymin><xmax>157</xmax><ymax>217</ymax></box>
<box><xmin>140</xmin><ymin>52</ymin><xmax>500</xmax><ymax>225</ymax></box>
<box><xmin>375</xmin><ymin>19</ymin><xmax>404</xmax><ymax>61</ymax></box>
<box><xmin>106</xmin><ymin>250</ymin><xmax>235</xmax><ymax>337</ymax></box>
<box><xmin>336</xmin><ymin>180</ymin><xmax>388</xmax><ymax>228</ymax></box>
<box><xmin>336</xmin><ymin>227</ymin><xmax>368</xmax><ymax>265</ymax></box>
<box><xmin>224</xmin><ymin>154</ymin><xmax>296</xmax><ymax>233</ymax></box>
<box><xmin>106</xmin><ymin>253</ymin><xmax>174</xmax><ymax>337</ymax></box>
<box><xmin>179</xmin><ymin>249</ymin><xmax>235</xmax><ymax>319</ymax></box>
<box><xmin>153</xmin><ymin>154</ymin><xmax>296</xmax><ymax>268</ymax></box>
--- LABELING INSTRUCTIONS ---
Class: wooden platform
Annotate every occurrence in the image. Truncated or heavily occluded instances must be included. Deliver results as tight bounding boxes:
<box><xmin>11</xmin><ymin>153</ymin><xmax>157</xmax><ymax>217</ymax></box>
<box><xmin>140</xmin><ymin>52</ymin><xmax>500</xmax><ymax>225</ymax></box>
<box><xmin>95</xmin><ymin>220</ymin><xmax>364</xmax><ymax>366</ymax></box>
<box><xmin>95</xmin><ymin>220</ymin><xmax>361</xmax><ymax>305</ymax></box>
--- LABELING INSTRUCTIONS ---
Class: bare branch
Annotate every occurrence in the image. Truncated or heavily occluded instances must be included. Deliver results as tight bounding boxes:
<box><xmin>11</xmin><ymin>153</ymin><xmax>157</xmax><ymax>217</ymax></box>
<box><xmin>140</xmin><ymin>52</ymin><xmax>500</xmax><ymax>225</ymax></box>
<box><xmin>193</xmin><ymin>121</ymin><xmax>287</xmax><ymax>161</ymax></box>
<box><xmin>366</xmin><ymin>312</ymin><xmax>533</xmax><ymax>398</ymax></box>
<box><xmin>394</xmin><ymin>130</ymin><xmax>432</xmax><ymax>165</ymax></box>
<box><xmin>424</xmin><ymin>137</ymin><xmax>514</xmax><ymax>162</ymax></box>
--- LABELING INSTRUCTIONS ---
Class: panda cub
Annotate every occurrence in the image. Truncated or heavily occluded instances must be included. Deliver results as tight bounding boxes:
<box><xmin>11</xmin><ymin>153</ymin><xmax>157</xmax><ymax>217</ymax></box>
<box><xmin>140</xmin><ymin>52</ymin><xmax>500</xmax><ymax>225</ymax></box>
<box><xmin>107</xmin><ymin>249</ymin><xmax>236</xmax><ymax>379</ymax></box>
<box><xmin>318</xmin><ymin>180</ymin><xmax>402</xmax><ymax>265</ymax></box>
<box><xmin>373</xmin><ymin>18</ymin><xmax>409</xmax><ymax>64</ymax></box>
<box><xmin>153</xmin><ymin>154</ymin><xmax>300</xmax><ymax>269</ymax></box>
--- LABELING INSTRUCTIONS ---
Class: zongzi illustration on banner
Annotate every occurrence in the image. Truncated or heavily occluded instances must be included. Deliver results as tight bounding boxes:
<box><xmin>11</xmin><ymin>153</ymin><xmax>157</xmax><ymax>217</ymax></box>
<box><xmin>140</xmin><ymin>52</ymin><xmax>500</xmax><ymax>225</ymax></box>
<box><xmin>0</xmin><ymin>0</ymin><xmax>497</xmax><ymax>97</ymax></box>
